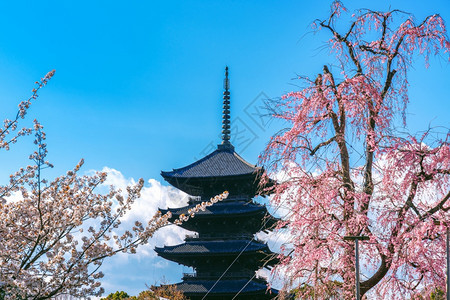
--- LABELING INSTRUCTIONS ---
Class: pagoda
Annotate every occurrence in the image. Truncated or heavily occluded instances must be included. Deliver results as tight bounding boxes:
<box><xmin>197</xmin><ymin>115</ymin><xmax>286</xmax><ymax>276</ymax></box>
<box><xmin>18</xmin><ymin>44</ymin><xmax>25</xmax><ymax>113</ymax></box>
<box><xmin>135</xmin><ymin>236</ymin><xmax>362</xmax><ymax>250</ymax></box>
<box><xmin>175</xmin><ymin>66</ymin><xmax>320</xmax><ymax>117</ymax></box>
<box><xmin>155</xmin><ymin>67</ymin><xmax>278</xmax><ymax>300</ymax></box>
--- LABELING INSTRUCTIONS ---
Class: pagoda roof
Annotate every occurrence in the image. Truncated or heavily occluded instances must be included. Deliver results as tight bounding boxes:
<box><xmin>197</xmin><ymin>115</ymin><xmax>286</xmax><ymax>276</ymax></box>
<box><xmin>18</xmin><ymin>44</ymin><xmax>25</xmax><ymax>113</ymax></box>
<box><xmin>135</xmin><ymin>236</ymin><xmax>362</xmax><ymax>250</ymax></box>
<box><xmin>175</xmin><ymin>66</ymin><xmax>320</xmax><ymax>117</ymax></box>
<box><xmin>159</xmin><ymin>201</ymin><xmax>279</xmax><ymax>233</ymax></box>
<box><xmin>155</xmin><ymin>239</ymin><xmax>270</xmax><ymax>256</ymax></box>
<box><xmin>172</xmin><ymin>278</ymin><xmax>278</xmax><ymax>296</ymax></box>
<box><xmin>161</xmin><ymin>145</ymin><xmax>261</xmax><ymax>180</ymax></box>
<box><xmin>160</xmin><ymin>201</ymin><xmax>267</xmax><ymax>217</ymax></box>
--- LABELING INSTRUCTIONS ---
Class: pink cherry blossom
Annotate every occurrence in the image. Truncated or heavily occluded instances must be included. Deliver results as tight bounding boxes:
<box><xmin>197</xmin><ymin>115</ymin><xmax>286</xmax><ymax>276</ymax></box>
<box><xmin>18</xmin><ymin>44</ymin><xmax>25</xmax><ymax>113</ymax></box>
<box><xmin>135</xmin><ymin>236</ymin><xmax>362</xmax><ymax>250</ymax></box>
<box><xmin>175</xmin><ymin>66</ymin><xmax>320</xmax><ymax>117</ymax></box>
<box><xmin>262</xmin><ymin>2</ymin><xmax>450</xmax><ymax>298</ymax></box>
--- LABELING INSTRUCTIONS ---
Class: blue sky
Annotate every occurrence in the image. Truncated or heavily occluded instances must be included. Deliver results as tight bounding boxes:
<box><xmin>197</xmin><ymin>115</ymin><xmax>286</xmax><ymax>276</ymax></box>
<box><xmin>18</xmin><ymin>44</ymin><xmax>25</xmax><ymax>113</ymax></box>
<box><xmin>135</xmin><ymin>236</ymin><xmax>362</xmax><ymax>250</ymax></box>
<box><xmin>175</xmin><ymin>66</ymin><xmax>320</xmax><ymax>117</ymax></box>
<box><xmin>0</xmin><ymin>0</ymin><xmax>449</xmax><ymax>297</ymax></box>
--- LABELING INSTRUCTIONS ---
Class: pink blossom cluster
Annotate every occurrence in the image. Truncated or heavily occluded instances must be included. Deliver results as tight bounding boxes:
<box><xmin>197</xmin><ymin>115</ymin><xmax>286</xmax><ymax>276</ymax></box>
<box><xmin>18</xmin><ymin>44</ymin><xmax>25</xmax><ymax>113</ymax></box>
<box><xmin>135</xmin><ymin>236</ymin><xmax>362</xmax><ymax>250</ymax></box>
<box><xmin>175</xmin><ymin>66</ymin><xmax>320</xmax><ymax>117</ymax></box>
<box><xmin>0</xmin><ymin>70</ymin><xmax>55</xmax><ymax>151</ymax></box>
<box><xmin>173</xmin><ymin>191</ymin><xmax>229</xmax><ymax>225</ymax></box>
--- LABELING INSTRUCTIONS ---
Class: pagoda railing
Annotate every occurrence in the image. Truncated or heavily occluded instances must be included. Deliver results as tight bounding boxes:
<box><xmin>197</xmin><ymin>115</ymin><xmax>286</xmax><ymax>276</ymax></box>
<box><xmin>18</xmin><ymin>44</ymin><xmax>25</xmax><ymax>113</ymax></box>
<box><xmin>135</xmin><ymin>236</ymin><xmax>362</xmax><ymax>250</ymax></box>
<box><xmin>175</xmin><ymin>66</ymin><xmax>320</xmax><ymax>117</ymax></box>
<box><xmin>182</xmin><ymin>272</ymin><xmax>196</xmax><ymax>278</ymax></box>
<box><xmin>185</xmin><ymin>233</ymin><xmax>255</xmax><ymax>241</ymax></box>
<box><xmin>188</xmin><ymin>196</ymin><xmax>202</xmax><ymax>202</ymax></box>
<box><xmin>182</xmin><ymin>271</ymin><xmax>262</xmax><ymax>280</ymax></box>
<box><xmin>222</xmin><ymin>194</ymin><xmax>251</xmax><ymax>201</ymax></box>
<box><xmin>185</xmin><ymin>233</ymin><xmax>199</xmax><ymax>240</ymax></box>
<box><xmin>189</xmin><ymin>194</ymin><xmax>252</xmax><ymax>203</ymax></box>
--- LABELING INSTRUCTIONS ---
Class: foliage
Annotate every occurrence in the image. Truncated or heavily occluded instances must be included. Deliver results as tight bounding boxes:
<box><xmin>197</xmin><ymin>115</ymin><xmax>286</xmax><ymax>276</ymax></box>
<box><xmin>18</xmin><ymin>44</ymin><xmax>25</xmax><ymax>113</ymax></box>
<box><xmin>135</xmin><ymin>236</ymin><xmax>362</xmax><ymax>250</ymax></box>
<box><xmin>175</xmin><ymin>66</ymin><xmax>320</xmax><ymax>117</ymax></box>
<box><xmin>411</xmin><ymin>287</ymin><xmax>445</xmax><ymax>300</ymax></box>
<box><xmin>150</xmin><ymin>285</ymin><xmax>186</xmax><ymax>300</ymax></box>
<box><xmin>101</xmin><ymin>291</ymin><xmax>132</xmax><ymax>300</ymax></box>
<box><xmin>133</xmin><ymin>290</ymin><xmax>158</xmax><ymax>300</ymax></box>
<box><xmin>430</xmin><ymin>288</ymin><xmax>445</xmax><ymax>300</ymax></box>
<box><xmin>100</xmin><ymin>285</ymin><xmax>186</xmax><ymax>300</ymax></box>
<box><xmin>293</xmin><ymin>281</ymin><xmax>342</xmax><ymax>299</ymax></box>
<box><xmin>262</xmin><ymin>1</ymin><xmax>450</xmax><ymax>299</ymax></box>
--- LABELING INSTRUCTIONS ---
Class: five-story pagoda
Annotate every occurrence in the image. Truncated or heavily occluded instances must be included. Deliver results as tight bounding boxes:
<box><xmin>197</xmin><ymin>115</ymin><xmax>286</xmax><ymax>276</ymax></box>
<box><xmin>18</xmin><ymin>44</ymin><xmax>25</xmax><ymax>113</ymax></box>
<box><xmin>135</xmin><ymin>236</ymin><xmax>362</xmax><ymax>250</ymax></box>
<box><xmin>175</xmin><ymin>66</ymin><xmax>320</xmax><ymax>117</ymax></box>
<box><xmin>156</xmin><ymin>67</ymin><xmax>278</xmax><ymax>299</ymax></box>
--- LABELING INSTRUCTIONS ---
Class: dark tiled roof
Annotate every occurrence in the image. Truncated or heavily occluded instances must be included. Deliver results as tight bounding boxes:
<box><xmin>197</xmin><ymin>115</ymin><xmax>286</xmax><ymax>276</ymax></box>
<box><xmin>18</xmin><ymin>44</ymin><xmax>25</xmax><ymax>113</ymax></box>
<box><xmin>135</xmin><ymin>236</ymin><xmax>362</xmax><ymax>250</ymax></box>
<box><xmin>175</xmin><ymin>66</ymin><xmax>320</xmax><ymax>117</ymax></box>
<box><xmin>155</xmin><ymin>239</ymin><xmax>269</xmax><ymax>255</ymax></box>
<box><xmin>161</xmin><ymin>147</ymin><xmax>260</xmax><ymax>179</ymax></box>
<box><xmin>160</xmin><ymin>201</ymin><xmax>266</xmax><ymax>216</ymax></box>
<box><xmin>175</xmin><ymin>279</ymin><xmax>276</xmax><ymax>294</ymax></box>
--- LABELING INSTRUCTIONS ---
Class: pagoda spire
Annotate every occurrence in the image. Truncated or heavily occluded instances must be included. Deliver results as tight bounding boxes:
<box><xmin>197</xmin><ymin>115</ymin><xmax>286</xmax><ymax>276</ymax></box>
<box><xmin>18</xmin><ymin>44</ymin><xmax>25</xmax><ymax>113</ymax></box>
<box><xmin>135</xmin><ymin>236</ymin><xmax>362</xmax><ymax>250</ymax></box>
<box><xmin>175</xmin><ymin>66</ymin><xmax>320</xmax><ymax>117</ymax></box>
<box><xmin>220</xmin><ymin>66</ymin><xmax>233</xmax><ymax>149</ymax></box>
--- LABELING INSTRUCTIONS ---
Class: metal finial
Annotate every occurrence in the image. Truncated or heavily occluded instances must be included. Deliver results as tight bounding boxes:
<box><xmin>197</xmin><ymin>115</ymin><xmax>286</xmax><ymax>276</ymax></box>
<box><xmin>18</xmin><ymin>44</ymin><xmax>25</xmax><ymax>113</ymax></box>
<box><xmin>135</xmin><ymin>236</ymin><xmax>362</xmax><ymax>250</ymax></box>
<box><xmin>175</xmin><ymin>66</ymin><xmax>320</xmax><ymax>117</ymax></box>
<box><xmin>221</xmin><ymin>66</ymin><xmax>231</xmax><ymax>146</ymax></box>
<box><xmin>224</xmin><ymin>66</ymin><xmax>230</xmax><ymax>90</ymax></box>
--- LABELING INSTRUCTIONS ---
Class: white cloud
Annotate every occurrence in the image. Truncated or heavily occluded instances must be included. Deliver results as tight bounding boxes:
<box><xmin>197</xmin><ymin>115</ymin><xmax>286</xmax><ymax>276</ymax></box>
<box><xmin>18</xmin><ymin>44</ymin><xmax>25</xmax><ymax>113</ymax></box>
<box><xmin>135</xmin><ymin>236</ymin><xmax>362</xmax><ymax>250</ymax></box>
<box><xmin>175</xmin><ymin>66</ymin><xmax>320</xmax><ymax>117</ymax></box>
<box><xmin>257</xmin><ymin>229</ymin><xmax>293</xmax><ymax>254</ymax></box>
<box><xmin>4</xmin><ymin>190</ymin><xmax>23</xmax><ymax>203</ymax></box>
<box><xmin>94</xmin><ymin>167</ymin><xmax>193</xmax><ymax>296</ymax></box>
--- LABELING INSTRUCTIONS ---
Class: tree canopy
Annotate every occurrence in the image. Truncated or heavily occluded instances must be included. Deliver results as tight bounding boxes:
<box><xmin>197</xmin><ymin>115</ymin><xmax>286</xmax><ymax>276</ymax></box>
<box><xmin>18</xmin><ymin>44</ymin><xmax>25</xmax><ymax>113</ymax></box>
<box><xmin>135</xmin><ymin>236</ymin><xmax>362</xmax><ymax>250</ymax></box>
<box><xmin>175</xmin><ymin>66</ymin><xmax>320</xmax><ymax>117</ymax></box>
<box><xmin>262</xmin><ymin>2</ymin><xmax>450</xmax><ymax>298</ymax></box>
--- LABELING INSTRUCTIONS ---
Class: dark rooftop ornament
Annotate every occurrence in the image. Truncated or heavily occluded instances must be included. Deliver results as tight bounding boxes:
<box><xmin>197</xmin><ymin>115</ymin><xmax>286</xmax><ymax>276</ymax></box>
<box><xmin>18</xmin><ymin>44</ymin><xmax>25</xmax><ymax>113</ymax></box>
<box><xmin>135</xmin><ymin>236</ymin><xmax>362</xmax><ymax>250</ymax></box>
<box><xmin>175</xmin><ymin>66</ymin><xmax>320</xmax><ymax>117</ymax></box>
<box><xmin>219</xmin><ymin>66</ymin><xmax>233</xmax><ymax>150</ymax></box>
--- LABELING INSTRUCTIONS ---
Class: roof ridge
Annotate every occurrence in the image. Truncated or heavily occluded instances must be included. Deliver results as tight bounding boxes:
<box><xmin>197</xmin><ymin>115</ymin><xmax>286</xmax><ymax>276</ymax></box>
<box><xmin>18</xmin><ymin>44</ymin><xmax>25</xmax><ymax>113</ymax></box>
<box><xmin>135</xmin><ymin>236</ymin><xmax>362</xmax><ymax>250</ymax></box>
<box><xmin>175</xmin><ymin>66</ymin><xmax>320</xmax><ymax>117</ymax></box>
<box><xmin>161</xmin><ymin>148</ymin><xmax>222</xmax><ymax>175</ymax></box>
<box><xmin>232</xmin><ymin>151</ymin><xmax>258</xmax><ymax>169</ymax></box>
<box><xmin>161</xmin><ymin>147</ymin><xmax>260</xmax><ymax>179</ymax></box>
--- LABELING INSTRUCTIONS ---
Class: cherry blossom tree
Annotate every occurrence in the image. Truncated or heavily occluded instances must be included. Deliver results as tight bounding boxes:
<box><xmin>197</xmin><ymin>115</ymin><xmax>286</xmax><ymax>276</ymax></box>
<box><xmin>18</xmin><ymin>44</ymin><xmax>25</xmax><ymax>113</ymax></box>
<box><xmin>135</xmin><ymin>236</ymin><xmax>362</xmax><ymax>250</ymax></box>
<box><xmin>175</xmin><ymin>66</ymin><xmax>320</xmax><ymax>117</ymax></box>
<box><xmin>261</xmin><ymin>2</ymin><xmax>450</xmax><ymax>299</ymax></box>
<box><xmin>0</xmin><ymin>73</ymin><xmax>229</xmax><ymax>299</ymax></box>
